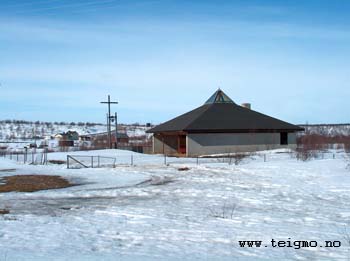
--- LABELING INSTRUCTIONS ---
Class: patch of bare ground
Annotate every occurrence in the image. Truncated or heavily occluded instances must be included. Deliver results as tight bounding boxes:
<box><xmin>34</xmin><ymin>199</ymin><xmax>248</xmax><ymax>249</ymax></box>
<box><xmin>48</xmin><ymin>160</ymin><xmax>66</xmax><ymax>165</ymax></box>
<box><xmin>0</xmin><ymin>175</ymin><xmax>74</xmax><ymax>193</ymax></box>
<box><xmin>0</xmin><ymin>169</ymin><xmax>16</xmax><ymax>172</ymax></box>
<box><xmin>0</xmin><ymin>209</ymin><xmax>10</xmax><ymax>215</ymax></box>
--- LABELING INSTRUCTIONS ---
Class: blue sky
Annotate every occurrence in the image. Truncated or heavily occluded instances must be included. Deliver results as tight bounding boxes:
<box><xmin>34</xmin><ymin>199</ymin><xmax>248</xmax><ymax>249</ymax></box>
<box><xmin>0</xmin><ymin>0</ymin><xmax>349</xmax><ymax>124</ymax></box>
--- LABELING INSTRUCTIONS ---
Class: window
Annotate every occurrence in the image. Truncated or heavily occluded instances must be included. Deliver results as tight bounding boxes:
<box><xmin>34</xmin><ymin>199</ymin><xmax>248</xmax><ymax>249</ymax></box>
<box><xmin>280</xmin><ymin>132</ymin><xmax>288</xmax><ymax>145</ymax></box>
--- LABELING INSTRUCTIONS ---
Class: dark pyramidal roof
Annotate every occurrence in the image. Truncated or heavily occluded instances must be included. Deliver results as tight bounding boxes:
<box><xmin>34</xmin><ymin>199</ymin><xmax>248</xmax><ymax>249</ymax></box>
<box><xmin>147</xmin><ymin>89</ymin><xmax>303</xmax><ymax>133</ymax></box>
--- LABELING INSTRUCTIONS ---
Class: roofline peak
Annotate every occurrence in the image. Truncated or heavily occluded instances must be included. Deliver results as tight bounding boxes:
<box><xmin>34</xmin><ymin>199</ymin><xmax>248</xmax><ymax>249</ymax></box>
<box><xmin>205</xmin><ymin>88</ymin><xmax>235</xmax><ymax>105</ymax></box>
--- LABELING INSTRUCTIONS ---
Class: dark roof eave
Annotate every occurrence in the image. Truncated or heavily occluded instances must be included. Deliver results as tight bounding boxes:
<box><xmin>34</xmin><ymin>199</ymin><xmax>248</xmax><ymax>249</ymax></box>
<box><xmin>148</xmin><ymin>128</ymin><xmax>304</xmax><ymax>134</ymax></box>
<box><xmin>185</xmin><ymin>128</ymin><xmax>304</xmax><ymax>133</ymax></box>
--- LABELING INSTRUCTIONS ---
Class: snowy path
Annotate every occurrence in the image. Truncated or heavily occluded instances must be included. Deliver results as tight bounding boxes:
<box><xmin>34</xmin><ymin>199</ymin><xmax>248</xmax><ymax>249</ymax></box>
<box><xmin>0</xmin><ymin>150</ymin><xmax>349</xmax><ymax>260</ymax></box>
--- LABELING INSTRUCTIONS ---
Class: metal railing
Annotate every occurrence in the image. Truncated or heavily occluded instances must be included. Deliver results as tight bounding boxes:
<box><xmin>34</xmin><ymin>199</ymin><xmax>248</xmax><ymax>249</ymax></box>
<box><xmin>0</xmin><ymin>148</ymin><xmax>48</xmax><ymax>165</ymax></box>
<box><xmin>67</xmin><ymin>155</ymin><xmax>116</xmax><ymax>169</ymax></box>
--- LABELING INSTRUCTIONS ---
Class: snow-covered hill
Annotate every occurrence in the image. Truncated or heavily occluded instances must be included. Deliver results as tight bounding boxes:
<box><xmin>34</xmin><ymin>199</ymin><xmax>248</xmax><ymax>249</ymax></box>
<box><xmin>0</xmin><ymin>120</ymin><xmax>151</xmax><ymax>140</ymax></box>
<box><xmin>2</xmin><ymin>121</ymin><xmax>350</xmax><ymax>141</ymax></box>
<box><xmin>299</xmin><ymin>124</ymin><xmax>350</xmax><ymax>136</ymax></box>
<box><xmin>0</xmin><ymin>120</ymin><xmax>105</xmax><ymax>140</ymax></box>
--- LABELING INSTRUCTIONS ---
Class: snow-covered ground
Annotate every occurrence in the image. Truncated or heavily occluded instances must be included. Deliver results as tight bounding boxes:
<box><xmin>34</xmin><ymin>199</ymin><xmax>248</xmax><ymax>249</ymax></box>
<box><xmin>0</xmin><ymin>149</ymin><xmax>349</xmax><ymax>260</ymax></box>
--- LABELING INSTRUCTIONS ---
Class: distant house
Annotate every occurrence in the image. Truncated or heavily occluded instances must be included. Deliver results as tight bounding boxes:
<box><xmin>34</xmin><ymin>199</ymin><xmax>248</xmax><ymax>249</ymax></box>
<box><xmin>147</xmin><ymin>89</ymin><xmax>304</xmax><ymax>157</ymax></box>
<box><xmin>112</xmin><ymin>132</ymin><xmax>129</xmax><ymax>144</ymax></box>
<box><xmin>79</xmin><ymin>135</ymin><xmax>92</xmax><ymax>142</ymax></box>
<box><xmin>88</xmin><ymin>131</ymin><xmax>130</xmax><ymax>148</ymax></box>
<box><xmin>54</xmin><ymin>133</ymin><xmax>63</xmax><ymax>140</ymax></box>
<box><xmin>65</xmin><ymin>131</ymin><xmax>79</xmax><ymax>141</ymax></box>
<box><xmin>55</xmin><ymin>131</ymin><xmax>80</xmax><ymax>147</ymax></box>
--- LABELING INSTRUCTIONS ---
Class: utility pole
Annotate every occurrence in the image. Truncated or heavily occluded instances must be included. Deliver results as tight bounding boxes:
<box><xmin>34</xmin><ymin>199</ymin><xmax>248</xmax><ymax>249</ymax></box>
<box><xmin>100</xmin><ymin>95</ymin><xmax>118</xmax><ymax>149</ymax></box>
<box><xmin>114</xmin><ymin>112</ymin><xmax>118</xmax><ymax>149</ymax></box>
<box><xmin>108</xmin><ymin>112</ymin><xmax>118</xmax><ymax>149</ymax></box>
<box><xmin>106</xmin><ymin>113</ymin><xmax>110</xmax><ymax>149</ymax></box>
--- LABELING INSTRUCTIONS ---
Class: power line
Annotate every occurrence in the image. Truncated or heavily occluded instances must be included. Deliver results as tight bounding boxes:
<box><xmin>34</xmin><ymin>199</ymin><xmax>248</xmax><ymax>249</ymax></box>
<box><xmin>69</xmin><ymin>0</ymin><xmax>164</xmax><ymax>15</ymax></box>
<box><xmin>1</xmin><ymin>0</ymin><xmax>64</xmax><ymax>9</ymax></box>
<box><xmin>11</xmin><ymin>0</ymin><xmax>119</xmax><ymax>15</ymax></box>
<box><xmin>2</xmin><ymin>0</ymin><xmax>165</xmax><ymax>18</ymax></box>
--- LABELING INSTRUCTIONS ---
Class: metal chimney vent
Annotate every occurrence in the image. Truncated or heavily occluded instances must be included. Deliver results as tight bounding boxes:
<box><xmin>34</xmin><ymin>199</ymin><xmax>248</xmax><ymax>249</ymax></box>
<box><xmin>241</xmin><ymin>103</ymin><xmax>251</xmax><ymax>109</ymax></box>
